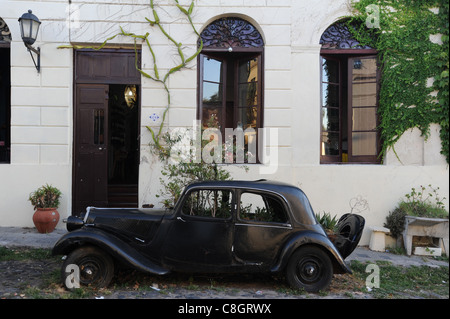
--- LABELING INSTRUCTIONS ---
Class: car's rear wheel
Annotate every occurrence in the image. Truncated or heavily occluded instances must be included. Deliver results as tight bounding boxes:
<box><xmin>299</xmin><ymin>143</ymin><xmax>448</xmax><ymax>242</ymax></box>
<box><xmin>286</xmin><ymin>246</ymin><xmax>333</xmax><ymax>293</ymax></box>
<box><xmin>62</xmin><ymin>246</ymin><xmax>114</xmax><ymax>289</ymax></box>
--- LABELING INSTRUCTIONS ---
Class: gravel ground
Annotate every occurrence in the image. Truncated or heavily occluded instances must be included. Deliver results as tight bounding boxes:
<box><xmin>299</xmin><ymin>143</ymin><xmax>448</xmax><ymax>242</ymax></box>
<box><xmin>0</xmin><ymin>256</ymin><xmax>371</xmax><ymax>300</ymax></box>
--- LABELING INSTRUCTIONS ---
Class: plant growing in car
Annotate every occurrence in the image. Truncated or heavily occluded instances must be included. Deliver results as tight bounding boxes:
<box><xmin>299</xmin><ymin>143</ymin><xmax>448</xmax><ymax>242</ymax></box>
<box><xmin>315</xmin><ymin>212</ymin><xmax>339</xmax><ymax>234</ymax></box>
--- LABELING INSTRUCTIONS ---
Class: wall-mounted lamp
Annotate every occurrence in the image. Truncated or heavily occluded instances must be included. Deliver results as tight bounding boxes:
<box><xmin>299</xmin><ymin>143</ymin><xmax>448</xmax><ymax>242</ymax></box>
<box><xmin>18</xmin><ymin>10</ymin><xmax>41</xmax><ymax>73</ymax></box>
<box><xmin>124</xmin><ymin>85</ymin><xmax>137</xmax><ymax>108</ymax></box>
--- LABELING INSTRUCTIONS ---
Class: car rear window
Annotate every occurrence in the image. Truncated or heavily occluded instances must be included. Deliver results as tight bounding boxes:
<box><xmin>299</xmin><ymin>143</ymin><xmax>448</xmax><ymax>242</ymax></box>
<box><xmin>239</xmin><ymin>192</ymin><xmax>289</xmax><ymax>224</ymax></box>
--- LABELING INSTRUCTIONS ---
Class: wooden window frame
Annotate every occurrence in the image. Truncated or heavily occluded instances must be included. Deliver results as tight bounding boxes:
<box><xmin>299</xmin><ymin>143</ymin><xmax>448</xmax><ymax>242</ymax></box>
<box><xmin>197</xmin><ymin>48</ymin><xmax>264</xmax><ymax>163</ymax></box>
<box><xmin>320</xmin><ymin>50</ymin><xmax>381</xmax><ymax>164</ymax></box>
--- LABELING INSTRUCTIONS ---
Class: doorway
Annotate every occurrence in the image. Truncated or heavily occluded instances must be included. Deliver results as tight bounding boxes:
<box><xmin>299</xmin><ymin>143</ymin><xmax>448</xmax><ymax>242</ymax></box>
<box><xmin>107</xmin><ymin>84</ymin><xmax>139</xmax><ymax>207</ymax></box>
<box><xmin>73</xmin><ymin>49</ymin><xmax>141</xmax><ymax>214</ymax></box>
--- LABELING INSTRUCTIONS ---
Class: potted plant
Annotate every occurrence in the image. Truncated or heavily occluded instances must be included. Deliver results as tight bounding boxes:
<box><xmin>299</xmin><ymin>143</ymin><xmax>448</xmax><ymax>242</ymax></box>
<box><xmin>28</xmin><ymin>184</ymin><xmax>62</xmax><ymax>233</ymax></box>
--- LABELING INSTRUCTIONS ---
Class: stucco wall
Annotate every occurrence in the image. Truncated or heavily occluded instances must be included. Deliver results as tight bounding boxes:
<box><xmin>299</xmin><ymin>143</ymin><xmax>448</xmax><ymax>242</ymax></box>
<box><xmin>0</xmin><ymin>0</ymin><xmax>448</xmax><ymax>246</ymax></box>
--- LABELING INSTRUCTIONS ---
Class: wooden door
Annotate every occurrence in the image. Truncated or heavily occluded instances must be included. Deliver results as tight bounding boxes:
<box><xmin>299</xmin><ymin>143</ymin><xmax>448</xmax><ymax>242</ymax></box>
<box><xmin>73</xmin><ymin>84</ymin><xmax>109</xmax><ymax>214</ymax></box>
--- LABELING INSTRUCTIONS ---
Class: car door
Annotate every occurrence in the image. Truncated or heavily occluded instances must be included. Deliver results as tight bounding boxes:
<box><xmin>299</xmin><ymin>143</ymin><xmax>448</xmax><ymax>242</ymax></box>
<box><xmin>233</xmin><ymin>191</ymin><xmax>292</xmax><ymax>268</ymax></box>
<box><xmin>73</xmin><ymin>84</ymin><xmax>109</xmax><ymax>214</ymax></box>
<box><xmin>162</xmin><ymin>188</ymin><xmax>234</xmax><ymax>270</ymax></box>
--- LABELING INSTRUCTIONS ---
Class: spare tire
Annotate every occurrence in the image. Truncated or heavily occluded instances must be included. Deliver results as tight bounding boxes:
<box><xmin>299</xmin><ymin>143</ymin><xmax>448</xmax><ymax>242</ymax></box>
<box><xmin>333</xmin><ymin>214</ymin><xmax>365</xmax><ymax>259</ymax></box>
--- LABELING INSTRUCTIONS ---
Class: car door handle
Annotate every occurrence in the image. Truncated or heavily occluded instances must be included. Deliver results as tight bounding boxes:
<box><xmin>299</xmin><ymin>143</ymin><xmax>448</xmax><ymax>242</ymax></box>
<box><xmin>177</xmin><ymin>216</ymin><xmax>186</xmax><ymax>223</ymax></box>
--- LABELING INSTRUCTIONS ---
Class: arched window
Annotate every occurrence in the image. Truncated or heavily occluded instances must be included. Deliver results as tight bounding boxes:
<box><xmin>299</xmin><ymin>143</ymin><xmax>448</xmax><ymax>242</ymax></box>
<box><xmin>0</xmin><ymin>17</ymin><xmax>11</xmax><ymax>163</ymax></box>
<box><xmin>198</xmin><ymin>17</ymin><xmax>264</xmax><ymax>163</ymax></box>
<box><xmin>319</xmin><ymin>20</ymin><xmax>380</xmax><ymax>164</ymax></box>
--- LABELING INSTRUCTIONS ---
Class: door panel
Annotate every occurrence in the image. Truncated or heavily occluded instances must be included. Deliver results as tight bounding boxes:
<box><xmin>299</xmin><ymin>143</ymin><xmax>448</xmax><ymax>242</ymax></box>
<box><xmin>73</xmin><ymin>84</ymin><xmax>109</xmax><ymax>214</ymax></box>
<box><xmin>162</xmin><ymin>189</ymin><xmax>234</xmax><ymax>269</ymax></box>
<box><xmin>234</xmin><ymin>191</ymin><xmax>291</xmax><ymax>267</ymax></box>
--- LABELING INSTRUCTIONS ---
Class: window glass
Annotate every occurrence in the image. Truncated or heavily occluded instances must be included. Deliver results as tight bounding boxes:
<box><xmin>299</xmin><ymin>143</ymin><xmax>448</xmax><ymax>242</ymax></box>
<box><xmin>198</xmin><ymin>51</ymin><xmax>262</xmax><ymax>164</ymax></box>
<box><xmin>322</xmin><ymin>58</ymin><xmax>339</xmax><ymax>83</ymax></box>
<box><xmin>239</xmin><ymin>192</ymin><xmax>288</xmax><ymax>224</ymax></box>
<box><xmin>352</xmin><ymin>132</ymin><xmax>377</xmax><ymax>156</ymax></box>
<box><xmin>182</xmin><ymin>189</ymin><xmax>232</xmax><ymax>219</ymax></box>
<box><xmin>0</xmin><ymin>46</ymin><xmax>11</xmax><ymax>163</ymax></box>
<box><xmin>203</xmin><ymin>57</ymin><xmax>222</xmax><ymax>83</ymax></box>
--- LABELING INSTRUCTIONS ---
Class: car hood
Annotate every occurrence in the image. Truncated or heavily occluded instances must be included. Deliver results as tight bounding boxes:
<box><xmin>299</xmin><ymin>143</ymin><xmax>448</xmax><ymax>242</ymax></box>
<box><xmin>80</xmin><ymin>207</ymin><xmax>171</xmax><ymax>242</ymax></box>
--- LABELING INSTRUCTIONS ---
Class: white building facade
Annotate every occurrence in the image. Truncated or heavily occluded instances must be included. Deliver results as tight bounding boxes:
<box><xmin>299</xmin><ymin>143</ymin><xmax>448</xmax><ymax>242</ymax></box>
<box><xmin>0</xmin><ymin>0</ymin><xmax>448</xmax><ymax>245</ymax></box>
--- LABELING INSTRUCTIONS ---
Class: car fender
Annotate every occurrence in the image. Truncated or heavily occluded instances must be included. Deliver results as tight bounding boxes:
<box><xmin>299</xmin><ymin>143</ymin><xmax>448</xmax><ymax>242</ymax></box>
<box><xmin>271</xmin><ymin>231</ymin><xmax>351</xmax><ymax>274</ymax></box>
<box><xmin>52</xmin><ymin>227</ymin><xmax>169</xmax><ymax>275</ymax></box>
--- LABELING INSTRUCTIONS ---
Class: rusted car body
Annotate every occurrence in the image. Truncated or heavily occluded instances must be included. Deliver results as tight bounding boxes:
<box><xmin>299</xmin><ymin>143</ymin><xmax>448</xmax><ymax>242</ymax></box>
<box><xmin>53</xmin><ymin>180</ymin><xmax>364</xmax><ymax>292</ymax></box>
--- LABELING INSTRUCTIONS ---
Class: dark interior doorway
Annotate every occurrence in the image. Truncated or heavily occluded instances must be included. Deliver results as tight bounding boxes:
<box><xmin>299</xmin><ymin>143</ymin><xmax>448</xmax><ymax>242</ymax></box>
<box><xmin>107</xmin><ymin>84</ymin><xmax>139</xmax><ymax>208</ymax></box>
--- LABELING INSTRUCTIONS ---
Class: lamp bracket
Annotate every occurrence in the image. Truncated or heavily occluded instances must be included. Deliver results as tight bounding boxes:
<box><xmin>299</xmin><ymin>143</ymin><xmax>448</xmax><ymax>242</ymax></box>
<box><xmin>25</xmin><ymin>43</ymin><xmax>40</xmax><ymax>73</ymax></box>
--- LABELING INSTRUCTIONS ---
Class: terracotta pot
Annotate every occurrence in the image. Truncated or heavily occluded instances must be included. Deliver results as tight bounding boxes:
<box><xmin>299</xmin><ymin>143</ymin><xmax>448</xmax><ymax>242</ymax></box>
<box><xmin>33</xmin><ymin>208</ymin><xmax>60</xmax><ymax>233</ymax></box>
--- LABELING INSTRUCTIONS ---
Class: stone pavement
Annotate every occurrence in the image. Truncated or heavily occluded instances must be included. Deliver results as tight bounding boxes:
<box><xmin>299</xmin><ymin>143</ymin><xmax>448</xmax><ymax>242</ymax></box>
<box><xmin>0</xmin><ymin>226</ymin><xmax>448</xmax><ymax>268</ymax></box>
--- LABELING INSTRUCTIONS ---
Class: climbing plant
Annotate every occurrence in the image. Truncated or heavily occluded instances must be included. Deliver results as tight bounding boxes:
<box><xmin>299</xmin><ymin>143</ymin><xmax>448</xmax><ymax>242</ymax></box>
<box><xmin>61</xmin><ymin>0</ymin><xmax>202</xmax><ymax>152</ymax></box>
<box><xmin>60</xmin><ymin>1</ymin><xmax>241</xmax><ymax>206</ymax></box>
<box><xmin>348</xmin><ymin>0</ymin><xmax>449</xmax><ymax>163</ymax></box>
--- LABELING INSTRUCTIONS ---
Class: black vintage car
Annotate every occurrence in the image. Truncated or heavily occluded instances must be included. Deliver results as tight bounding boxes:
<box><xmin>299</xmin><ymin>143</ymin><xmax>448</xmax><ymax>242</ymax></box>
<box><xmin>53</xmin><ymin>180</ymin><xmax>365</xmax><ymax>292</ymax></box>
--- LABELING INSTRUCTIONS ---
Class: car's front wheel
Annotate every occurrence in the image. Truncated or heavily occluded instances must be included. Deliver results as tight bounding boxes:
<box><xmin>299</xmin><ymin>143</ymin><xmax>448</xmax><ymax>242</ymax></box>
<box><xmin>62</xmin><ymin>245</ymin><xmax>115</xmax><ymax>289</ymax></box>
<box><xmin>286</xmin><ymin>246</ymin><xmax>333</xmax><ymax>293</ymax></box>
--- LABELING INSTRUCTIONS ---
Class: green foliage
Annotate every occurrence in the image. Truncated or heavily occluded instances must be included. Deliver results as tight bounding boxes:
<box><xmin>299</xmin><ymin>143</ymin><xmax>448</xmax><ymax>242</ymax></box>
<box><xmin>59</xmin><ymin>0</ymin><xmax>202</xmax><ymax>150</ymax></box>
<box><xmin>401</xmin><ymin>184</ymin><xmax>448</xmax><ymax>218</ymax></box>
<box><xmin>154</xmin><ymin>131</ymin><xmax>235</xmax><ymax>208</ymax></box>
<box><xmin>315</xmin><ymin>212</ymin><xmax>339</xmax><ymax>232</ymax></box>
<box><xmin>28</xmin><ymin>184</ymin><xmax>62</xmax><ymax>210</ymax></box>
<box><xmin>384</xmin><ymin>207</ymin><xmax>407</xmax><ymax>238</ymax></box>
<box><xmin>351</xmin><ymin>260</ymin><xmax>449</xmax><ymax>298</ymax></box>
<box><xmin>0</xmin><ymin>247</ymin><xmax>53</xmax><ymax>261</ymax></box>
<box><xmin>157</xmin><ymin>161</ymin><xmax>232</xmax><ymax>208</ymax></box>
<box><xmin>384</xmin><ymin>184</ymin><xmax>448</xmax><ymax>238</ymax></box>
<box><xmin>349</xmin><ymin>0</ymin><xmax>449</xmax><ymax>163</ymax></box>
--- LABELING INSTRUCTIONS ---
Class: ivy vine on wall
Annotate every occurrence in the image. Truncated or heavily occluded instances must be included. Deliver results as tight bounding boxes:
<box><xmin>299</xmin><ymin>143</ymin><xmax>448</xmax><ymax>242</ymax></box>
<box><xmin>349</xmin><ymin>0</ymin><xmax>449</xmax><ymax>163</ymax></box>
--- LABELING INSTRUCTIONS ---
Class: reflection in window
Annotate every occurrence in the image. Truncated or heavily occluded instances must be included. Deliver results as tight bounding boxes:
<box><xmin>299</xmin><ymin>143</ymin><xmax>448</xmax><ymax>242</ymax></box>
<box><xmin>321</xmin><ymin>57</ymin><xmax>341</xmax><ymax>157</ymax></box>
<box><xmin>199</xmin><ymin>53</ymin><xmax>262</xmax><ymax>163</ymax></box>
<box><xmin>239</xmin><ymin>192</ymin><xmax>288</xmax><ymax>224</ymax></box>
<box><xmin>350</xmin><ymin>57</ymin><xmax>378</xmax><ymax>158</ymax></box>
<box><xmin>198</xmin><ymin>17</ymin><xmax>264</xmax><ymax>164</ymax></box>
<box><xmin>320</xmin><ymin>43</ymin><xmax>380</xmax><ymax>162</ymax></box>
<box><xmin>202</xmin><ymin>57</ymin><xmax>224</xmax><ymax>129</ymax></box>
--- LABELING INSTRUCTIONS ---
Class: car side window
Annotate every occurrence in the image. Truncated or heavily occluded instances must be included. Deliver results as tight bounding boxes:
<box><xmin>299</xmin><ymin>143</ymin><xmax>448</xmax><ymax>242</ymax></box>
<box><xmin>182</xmin><ymin>189</ymin><xmax>233</xmax><ymax>219</ymax></box>
<box><xmin>239</xmin><ymin>192</ymin><xmax>289</xmax><ymax>224</ymax></box>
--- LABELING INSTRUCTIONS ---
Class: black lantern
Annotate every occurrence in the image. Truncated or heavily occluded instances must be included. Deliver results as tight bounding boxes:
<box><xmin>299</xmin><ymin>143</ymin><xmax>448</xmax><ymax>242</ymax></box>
<box><xmin>18</xmin><ymin>10</ymin><xmax>41</xmax><ymax>72</ymax></box>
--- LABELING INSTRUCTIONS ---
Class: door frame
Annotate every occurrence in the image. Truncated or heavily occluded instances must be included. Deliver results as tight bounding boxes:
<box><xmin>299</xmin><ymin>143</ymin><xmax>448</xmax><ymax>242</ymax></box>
<box><xmin>72</xmin><ymin>48</ymin><xmax>141</xmax><ymax>214</ymax></box>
